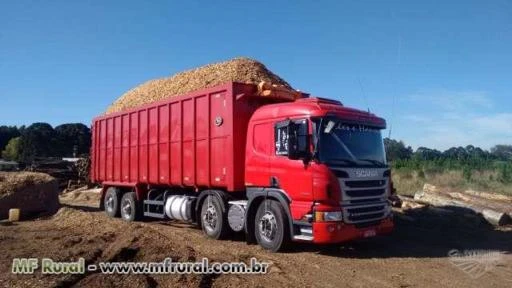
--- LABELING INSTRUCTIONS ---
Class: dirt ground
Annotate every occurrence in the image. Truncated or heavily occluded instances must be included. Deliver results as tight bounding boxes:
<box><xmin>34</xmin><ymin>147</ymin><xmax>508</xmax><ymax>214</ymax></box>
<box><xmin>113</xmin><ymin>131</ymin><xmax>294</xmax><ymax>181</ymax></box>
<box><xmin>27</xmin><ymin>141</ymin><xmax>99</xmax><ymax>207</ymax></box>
<box><xmin>0</xmin><ymin>189</ymin><xmax>511</xmax><ymax>288</ymax></box>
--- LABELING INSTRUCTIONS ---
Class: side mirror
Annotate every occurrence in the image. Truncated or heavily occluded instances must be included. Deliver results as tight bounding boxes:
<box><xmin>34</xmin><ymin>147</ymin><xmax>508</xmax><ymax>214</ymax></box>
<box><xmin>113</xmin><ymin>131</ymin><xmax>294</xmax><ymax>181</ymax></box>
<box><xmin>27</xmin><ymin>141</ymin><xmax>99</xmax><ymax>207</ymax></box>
<box><xmin>275</xmin><ymin>119</ymin><xmax>310</xmax><ymax>160</ymax></box>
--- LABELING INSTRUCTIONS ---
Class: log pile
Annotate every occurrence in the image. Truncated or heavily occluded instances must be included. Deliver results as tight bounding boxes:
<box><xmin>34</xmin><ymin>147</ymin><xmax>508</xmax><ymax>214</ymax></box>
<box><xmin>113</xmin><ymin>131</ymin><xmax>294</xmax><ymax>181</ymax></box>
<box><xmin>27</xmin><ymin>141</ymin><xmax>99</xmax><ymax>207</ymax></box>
<box><xmin>106</xmin><ymin>57</ymin><xmax>296</xmax><ymax>114</ymax></box>
<box><xmin>412</xmin><ymin>184</ymin><xmax>512</xmax><ymax>226</ymax></box>
<box><xmin>74</xmin><ymin>157</ymin><xmax>90</xmax><ymax>182</ymax></box>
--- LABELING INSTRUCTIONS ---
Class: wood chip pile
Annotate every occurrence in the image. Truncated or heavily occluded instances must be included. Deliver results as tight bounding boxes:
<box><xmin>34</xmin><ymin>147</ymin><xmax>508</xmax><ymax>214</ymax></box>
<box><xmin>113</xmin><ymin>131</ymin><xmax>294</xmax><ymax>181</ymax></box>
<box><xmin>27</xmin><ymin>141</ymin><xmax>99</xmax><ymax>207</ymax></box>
<box><xmin>0</xmin><ymin>172</ymin><xmax>59</xmax><ymax>219</ymax></box>
<box><xmin>106</xmin><ymin>57</ymin><xmax>293</xmax><ymax>114</ymax></box>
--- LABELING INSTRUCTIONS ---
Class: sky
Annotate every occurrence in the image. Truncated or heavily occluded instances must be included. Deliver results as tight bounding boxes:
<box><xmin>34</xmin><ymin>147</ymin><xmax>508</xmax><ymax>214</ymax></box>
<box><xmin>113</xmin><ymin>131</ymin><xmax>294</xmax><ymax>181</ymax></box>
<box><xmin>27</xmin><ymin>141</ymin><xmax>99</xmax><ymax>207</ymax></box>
<box><xmin>1</xmin><ymin>0</ymin><xmax>511</xmax><ymax>151</ymax></box>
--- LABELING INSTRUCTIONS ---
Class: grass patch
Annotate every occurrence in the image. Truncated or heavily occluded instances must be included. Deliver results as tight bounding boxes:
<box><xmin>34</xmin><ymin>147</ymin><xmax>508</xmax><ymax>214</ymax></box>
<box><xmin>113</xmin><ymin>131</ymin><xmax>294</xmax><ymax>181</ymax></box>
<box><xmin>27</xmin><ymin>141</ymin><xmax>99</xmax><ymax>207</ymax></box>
<box><xmin>392</xmin><ymin>168</ymin><xmax>512</xmax><ymax>196</ymax></box>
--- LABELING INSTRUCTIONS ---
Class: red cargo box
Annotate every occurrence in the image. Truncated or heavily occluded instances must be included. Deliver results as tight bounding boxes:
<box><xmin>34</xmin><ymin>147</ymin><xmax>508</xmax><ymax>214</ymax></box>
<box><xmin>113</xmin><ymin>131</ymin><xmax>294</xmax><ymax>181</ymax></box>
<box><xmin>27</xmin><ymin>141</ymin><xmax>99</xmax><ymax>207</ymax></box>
<box><xmin>91</xmin><ymin>82</ymin><xmax>263</xmax><ymax>192</ymax></box>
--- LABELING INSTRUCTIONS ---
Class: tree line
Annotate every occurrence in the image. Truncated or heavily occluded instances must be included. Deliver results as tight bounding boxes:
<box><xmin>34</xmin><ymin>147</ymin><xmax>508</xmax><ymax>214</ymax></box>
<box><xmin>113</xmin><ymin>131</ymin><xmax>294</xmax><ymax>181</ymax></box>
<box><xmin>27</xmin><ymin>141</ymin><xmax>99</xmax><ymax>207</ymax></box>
<box><xmin>384</xmin><ymin>138</ymin><xmax>512</xmax><ymax>163</ymax></box>
<box><xmin>0</xmin><ymin>123</ymin><xmax>91</xmax><ymax>163</ymax></box>
<box><xmin>384</xmin><ymin>138</ymin><xmax>512</xmax><ymax>183</ymax></box>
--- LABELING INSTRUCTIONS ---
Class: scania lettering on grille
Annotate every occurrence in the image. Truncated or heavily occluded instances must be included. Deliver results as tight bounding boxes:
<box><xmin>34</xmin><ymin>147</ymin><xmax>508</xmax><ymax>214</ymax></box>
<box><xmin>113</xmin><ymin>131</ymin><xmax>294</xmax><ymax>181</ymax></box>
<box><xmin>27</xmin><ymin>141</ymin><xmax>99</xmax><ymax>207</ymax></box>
<box><xmin>353</xmin><ymin>169</ymin><xmax>379</xmax><ymax>178</ymax></box>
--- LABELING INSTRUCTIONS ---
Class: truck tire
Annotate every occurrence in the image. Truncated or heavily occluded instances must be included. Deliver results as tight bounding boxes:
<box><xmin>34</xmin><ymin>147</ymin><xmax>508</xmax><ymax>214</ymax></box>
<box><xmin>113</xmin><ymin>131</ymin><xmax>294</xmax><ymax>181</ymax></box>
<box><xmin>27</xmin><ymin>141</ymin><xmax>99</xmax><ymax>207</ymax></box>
<box><xmin>120</xmin><ymin>192</ymin><xmax>141</xmax><ymax>222</ymax></box>
<box><xmin>254</xmin><ymin>199</ymin><xmax>290</xmax><ymax>252</ymax></box>
<box><xmin>104</xmin><ymin>187</ymin><xmax>120</xmax><ymax>218</ymax></box>
<box><xmin>200</xmin><ymin>195</ymin><xmax>230</xmax><ymax>239</ymax></box>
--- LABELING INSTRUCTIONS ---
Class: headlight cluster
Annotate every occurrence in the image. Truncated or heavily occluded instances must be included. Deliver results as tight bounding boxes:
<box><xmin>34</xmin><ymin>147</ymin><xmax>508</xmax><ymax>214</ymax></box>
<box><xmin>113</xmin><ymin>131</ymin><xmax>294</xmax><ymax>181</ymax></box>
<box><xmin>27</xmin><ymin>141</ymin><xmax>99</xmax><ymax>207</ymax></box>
<box><xmin>314</xmin><ymin>211</ymin><xmax>343</xmax><ymax>222</ymax></box>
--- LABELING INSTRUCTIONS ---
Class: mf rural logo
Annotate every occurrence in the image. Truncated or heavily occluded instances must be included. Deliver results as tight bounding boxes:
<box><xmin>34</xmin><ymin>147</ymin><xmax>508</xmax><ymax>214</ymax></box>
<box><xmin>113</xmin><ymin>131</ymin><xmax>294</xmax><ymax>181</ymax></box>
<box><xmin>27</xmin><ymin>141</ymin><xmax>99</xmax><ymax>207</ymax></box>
<box><xmin>448</xmin><ymin>249</ymin><xmax>512</xmax><ymax>281</ymax></box>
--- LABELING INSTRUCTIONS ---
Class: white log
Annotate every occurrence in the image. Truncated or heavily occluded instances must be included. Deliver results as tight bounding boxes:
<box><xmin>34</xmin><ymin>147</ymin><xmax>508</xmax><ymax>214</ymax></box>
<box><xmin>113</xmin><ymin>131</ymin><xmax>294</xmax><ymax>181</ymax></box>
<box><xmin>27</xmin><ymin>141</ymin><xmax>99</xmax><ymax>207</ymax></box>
<box><xmin>464</xmin><ymin>189</ymin><xmax>512</xmax><ymax>202</ymax></box>
<box><xmin>414</xmin><ymin>190</ymin><xmax>510</xmax><ymax>226</ymax></box>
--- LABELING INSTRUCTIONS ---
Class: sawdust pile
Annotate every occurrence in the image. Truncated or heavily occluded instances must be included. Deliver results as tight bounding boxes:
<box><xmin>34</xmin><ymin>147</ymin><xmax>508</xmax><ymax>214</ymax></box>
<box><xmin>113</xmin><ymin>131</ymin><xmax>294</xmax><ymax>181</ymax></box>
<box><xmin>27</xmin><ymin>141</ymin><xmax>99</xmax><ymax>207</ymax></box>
<box><xmin>106</xmin><ymin>57</ymin><xmax>293</xmax><ymax>114</ymax></box>
<box><xmin>60</xmin><ymin>187</ymin><xmax>101</xmax><ymax>206</ymax></box>
<box><xmin>0</xmin><ymin>172</ymin><xmax>59</xmax><ymax>219</ymax></box>
<box><xmin>52</xmin><ymin>206</ymin><xmax>100</xmax><ymax>230</ymax></box>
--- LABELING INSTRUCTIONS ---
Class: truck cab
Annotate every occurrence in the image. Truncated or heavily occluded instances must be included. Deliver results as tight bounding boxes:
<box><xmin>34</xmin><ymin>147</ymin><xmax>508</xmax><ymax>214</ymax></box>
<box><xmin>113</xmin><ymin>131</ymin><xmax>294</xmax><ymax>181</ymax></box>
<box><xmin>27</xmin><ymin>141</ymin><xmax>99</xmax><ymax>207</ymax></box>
<box><xmin>244</xmin><ymin>97</ymin><xmax>393</xmax><ymax>248</ymax></box>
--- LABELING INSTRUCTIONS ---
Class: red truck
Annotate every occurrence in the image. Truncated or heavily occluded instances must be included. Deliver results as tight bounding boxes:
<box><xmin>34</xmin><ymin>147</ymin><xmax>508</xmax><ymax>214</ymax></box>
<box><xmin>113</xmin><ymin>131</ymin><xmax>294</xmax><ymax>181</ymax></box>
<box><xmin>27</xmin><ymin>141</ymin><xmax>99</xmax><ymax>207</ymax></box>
<box><xmin>91</xmin><ymin>82</ymin><xmax>394</xmax><ymax>251</ymax></box>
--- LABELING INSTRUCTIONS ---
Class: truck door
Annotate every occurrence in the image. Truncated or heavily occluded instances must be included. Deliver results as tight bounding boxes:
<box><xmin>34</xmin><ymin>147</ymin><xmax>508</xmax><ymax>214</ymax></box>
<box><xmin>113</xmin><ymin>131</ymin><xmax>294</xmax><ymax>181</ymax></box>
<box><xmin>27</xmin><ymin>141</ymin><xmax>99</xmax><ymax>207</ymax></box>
<box><xmin>270</xmin><ymin>119</ymin><xmax>313</xmax><ymax>219</ymax></box>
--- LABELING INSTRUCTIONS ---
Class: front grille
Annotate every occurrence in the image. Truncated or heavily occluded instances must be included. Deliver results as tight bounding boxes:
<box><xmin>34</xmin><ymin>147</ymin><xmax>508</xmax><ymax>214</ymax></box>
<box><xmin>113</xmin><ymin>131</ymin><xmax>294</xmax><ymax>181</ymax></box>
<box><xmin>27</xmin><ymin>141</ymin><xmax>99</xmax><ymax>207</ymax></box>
<box><xmin>345</xmin><ymin>180</ymin><xmax>385</xmax><ymax>188</ymax></box>
<box><xmin>349</xmin><ymin>198</ymin><xmax>382</xmax><ymax>204</ymax></box>
<box><xmin>343</xmin><ymin>202</ymin><xmax>387</xmax><ymax>223</ymax></box>
<box><xmin>347</xmin><ymin>205</ymin><xmax>385</xmax><ymax>214</ymax></box>
<box><xmin>333</xmin><ymin>167</ymin><xmax>391</xmax><ymax>224</ymax></box>
<box><xmin>338</xmin><ymin>172</ymin><xmax>388</xmax><ymax>202</ymax></box>
<box><xmin>346</xmin><ymin>188</ymin><xmax>386</xmax><ymax>198</ymax></box>
<box><xmin>349</xmin><ymin>212</ymin><xmax>385</xmax><ymax>222</ymax></box>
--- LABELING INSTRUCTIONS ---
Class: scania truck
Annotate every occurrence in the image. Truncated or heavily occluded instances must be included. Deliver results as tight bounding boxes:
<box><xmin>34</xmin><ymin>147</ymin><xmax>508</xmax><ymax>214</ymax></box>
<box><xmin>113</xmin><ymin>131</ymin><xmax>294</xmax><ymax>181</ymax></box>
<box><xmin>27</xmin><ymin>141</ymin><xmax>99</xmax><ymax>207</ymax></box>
<box><xmin>90</xmin><ymin>82</ymin><xmax>394</xmax><ymax>252</ymax></box>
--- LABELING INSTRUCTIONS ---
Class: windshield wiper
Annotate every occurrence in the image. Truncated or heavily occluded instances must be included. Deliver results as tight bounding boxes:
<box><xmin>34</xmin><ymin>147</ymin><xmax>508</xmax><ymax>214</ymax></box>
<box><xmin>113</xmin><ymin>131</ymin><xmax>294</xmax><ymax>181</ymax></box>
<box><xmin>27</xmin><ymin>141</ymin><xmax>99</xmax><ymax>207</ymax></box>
<box><xmin>358</xmin><ymin>158</ymin><xmax>387</xmax><ymax>167</ymax></box>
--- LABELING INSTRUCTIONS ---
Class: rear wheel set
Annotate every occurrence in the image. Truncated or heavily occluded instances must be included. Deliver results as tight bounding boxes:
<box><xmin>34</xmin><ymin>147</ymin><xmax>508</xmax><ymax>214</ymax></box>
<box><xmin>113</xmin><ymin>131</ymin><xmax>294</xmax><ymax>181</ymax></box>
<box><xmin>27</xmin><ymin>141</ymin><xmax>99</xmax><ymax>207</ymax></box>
<box><xmin>104</xmin><ymin>187</ymin><xmax>120</xmax><ymax>218</ymax></box>
<box><xmin>103</xmin><ymin>188</ymin><xmax>141</xmax><ymax>221</ymax></box>
<box><xmin>120</xmin><ymin>192</ymin><xmax>142</xmax><ymax>221</ymax></box>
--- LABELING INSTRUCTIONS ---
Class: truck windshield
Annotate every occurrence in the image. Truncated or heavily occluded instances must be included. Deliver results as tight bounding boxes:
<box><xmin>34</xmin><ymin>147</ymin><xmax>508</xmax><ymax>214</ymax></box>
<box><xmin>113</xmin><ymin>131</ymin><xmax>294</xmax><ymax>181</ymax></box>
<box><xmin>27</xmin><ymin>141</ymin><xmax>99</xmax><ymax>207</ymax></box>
<box><xmin>313</xmin><ymin>117</ymin><xmax>387</xmax><ymax>167</ymax></box>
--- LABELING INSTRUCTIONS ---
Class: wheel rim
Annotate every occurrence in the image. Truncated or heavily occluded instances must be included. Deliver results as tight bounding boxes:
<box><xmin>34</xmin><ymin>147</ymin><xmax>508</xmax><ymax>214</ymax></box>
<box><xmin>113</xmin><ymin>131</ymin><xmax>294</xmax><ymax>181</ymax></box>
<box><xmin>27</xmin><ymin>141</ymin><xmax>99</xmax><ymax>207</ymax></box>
<box><xmin>122</xmin><ymin>198</ymin><xmax>132</xmax><ymax>218</ymax></box>
<box><xmin>105</xmin><ymin>194</ymin><xmax>114</xmax><ymax>213</ymax></box>
<box><xmin>259</xmin><ymin>211</ymin><xmax>278</xmax><ymax>242</ymax></box>
<box><xmin>202</xmin><ymin>197</ymin><xmax>218</xmax><ymax>233</ymax></box>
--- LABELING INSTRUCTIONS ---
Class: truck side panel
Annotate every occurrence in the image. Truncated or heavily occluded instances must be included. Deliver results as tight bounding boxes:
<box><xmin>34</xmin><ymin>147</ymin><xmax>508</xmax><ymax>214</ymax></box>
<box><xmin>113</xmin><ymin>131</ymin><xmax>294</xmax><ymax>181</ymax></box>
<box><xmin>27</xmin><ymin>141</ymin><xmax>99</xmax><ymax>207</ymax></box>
<box><xmin>148</xmin><ymin>107</ymin><xmax>158</xmax><ymax>184</ymax></box>
<box><xmin>121</xmin><ymin>114</ymin><xmax>130</xmax><ymax>182</ymax></box>
<box><xmin>158</xmin><ymin>104</ymin><xmax>169</xmax><ymax>184</ymax></box>
<box><xmin>182</xmin><ymin>98</ymin><xmax>195</xmax><ymax>186</ymax></box>
<box><xmin>170</xmin><ymin>102</ymin><xmax>181</xmax><ymax>185</ymax></box>
<box><xmin>138</xmin><ymin>109</ymin><xmax>148</xmax><ymax>182</ymax></box>
<box><xmin>99</xmin><ymin>119</ymin><xmax>106</xmax><ymax>180</ymax></box>
<box><xmin>129</xmin><ymin>112</ymin><xmax>138</xmax><ymax>182</ymax></box>
<box><xmin>114</xmin><ymin>116</ymin><xmax>122</xmax><ymax>182</ymax></box>
<box><xmin>210</xmin><ymin>92</ymin><xmax>227</xmax><ymax>186</ymax></box>
<box><xmin>195</xmin><ymin>95</ymin><xmax>208</xmax><ymax>186</ymax></box>
<box><xmin>106</xmin><ymin>118</ymin><xmax>113</xmax><ymax>181</ymax></box>
<box><xmin>91</xmin><ymin>82</ymin><xmax>261</xmax><ymax>192</ymax></box>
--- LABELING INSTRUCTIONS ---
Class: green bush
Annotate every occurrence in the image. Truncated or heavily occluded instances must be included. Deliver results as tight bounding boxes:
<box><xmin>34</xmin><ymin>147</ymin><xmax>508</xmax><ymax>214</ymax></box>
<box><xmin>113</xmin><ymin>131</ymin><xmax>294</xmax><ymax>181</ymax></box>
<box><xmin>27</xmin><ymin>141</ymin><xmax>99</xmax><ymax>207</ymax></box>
<box><xmin>498</xmin><ymin>163</ymin><xmax>512</xmax><ymax>183</ymax></box>
<box><xmin>1</xmin><ymin>136</ymin><xmax>21</xmax><ymax>161</ymax></box>
<box><xmin>462</xmin><ymin>166</ymin><xmax>472</xmax><ymax>181</ymax></box>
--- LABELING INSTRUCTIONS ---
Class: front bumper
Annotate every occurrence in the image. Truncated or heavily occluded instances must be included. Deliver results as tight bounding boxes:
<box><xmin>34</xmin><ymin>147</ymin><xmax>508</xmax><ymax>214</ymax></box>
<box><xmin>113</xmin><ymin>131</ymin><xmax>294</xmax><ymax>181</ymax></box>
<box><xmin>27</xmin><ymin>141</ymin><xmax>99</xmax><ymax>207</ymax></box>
<box><xmin>308</xmin><ymin>217</ymin><xmax>394</xmax><ymax>244</ymax></box>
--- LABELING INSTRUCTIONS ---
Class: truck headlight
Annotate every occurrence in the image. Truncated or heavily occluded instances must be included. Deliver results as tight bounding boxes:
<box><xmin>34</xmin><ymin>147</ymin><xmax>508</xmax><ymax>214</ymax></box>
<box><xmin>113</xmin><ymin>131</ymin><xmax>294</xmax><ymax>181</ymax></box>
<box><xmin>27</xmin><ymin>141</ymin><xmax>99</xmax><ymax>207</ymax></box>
<box><xmin>314</xmin><ymin>211</ymin><xmax>343</xmax><ymax>222</ymax></box>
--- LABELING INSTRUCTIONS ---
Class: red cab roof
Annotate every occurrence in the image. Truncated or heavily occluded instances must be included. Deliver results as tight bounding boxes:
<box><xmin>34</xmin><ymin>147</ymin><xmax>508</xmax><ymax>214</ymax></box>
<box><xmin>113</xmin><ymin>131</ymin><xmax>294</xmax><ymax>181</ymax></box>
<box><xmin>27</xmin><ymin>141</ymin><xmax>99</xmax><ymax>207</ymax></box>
<box><xmin>251</xmin><ymin>97</ymin><xmax>386</xmax><ymax>128</ymax></box>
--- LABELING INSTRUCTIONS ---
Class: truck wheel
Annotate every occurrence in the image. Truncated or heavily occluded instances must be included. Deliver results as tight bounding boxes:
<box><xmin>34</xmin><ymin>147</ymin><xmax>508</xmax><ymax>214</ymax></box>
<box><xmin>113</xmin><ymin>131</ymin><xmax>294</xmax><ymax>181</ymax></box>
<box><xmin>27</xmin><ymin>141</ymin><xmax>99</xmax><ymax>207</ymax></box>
<box><xmin>255</xmin><ymin>199</ymin><xmax>290</xmax><ymax>252</ymax></box>
<box><xmin>200</xmin><ymin>195</ymin><xmax>230</xmax><ymax>239</ymax></box>
<box><xmin>120</xmin><ymin>192</ymin><xmax>141</xmax><ymax>222</ymax></box>
<box><xmin>104</xmin><ymin>187</ymin><xmax>119</xmax><ymax>218</ymax></box>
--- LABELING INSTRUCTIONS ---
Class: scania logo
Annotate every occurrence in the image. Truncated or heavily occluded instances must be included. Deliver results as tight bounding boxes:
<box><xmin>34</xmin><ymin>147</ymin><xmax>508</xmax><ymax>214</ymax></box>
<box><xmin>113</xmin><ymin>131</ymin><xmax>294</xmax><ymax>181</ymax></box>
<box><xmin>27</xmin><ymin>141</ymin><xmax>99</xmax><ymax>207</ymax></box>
<box><xmin>354</xmin><ymin>169</ymin><xmax>379</xmax><ymax>178</ymax></box>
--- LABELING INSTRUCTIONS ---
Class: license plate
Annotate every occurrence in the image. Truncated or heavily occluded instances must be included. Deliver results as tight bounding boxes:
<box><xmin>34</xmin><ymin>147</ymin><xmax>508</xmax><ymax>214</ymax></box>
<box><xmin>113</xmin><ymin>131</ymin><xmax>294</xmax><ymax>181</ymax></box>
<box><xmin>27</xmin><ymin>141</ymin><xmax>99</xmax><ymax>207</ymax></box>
<box><xmin>363</xmin><ymin>229</ymin><xmax>376</xmax><ymax>238</ymax></box>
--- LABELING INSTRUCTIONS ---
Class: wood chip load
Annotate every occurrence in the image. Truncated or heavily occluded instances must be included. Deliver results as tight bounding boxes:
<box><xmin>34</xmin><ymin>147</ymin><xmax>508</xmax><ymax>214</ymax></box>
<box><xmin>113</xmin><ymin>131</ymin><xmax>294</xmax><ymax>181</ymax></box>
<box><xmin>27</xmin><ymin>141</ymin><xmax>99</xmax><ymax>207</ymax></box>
<box><xmin>106</xmin><ymin>57</ymin><xmax>295</xmax><ymax>114</ymax></box>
